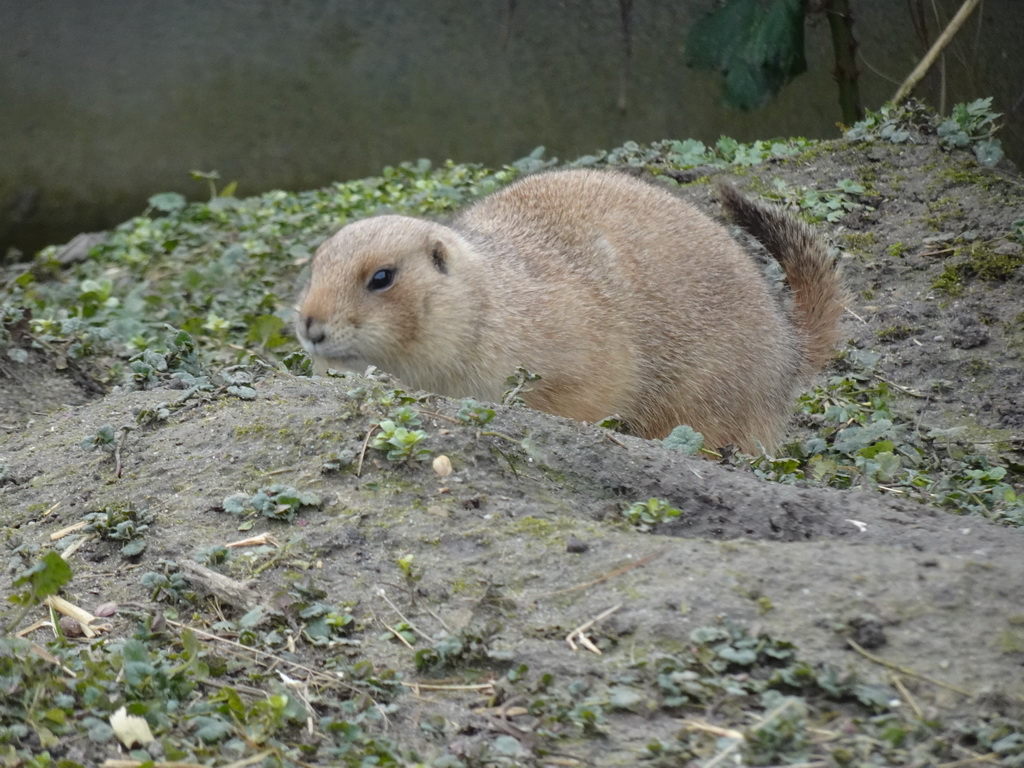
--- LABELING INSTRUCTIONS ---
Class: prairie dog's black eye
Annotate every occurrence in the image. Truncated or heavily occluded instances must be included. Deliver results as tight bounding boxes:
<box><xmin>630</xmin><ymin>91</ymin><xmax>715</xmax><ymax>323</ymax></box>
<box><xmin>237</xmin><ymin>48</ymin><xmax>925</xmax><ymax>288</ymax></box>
<box><xmin>367</xmin><ymin>268</ymin><xmax>396</xmax><ymax>291</ymax></box>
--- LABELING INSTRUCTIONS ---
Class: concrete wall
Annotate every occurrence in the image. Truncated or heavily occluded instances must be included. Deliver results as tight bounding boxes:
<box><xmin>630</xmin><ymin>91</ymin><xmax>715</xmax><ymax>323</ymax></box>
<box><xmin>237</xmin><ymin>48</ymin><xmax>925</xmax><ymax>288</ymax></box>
<box><xmin>2</xmin><ymin>0</ymin><xmax>1022</xmax><ymax>257</ymax></box>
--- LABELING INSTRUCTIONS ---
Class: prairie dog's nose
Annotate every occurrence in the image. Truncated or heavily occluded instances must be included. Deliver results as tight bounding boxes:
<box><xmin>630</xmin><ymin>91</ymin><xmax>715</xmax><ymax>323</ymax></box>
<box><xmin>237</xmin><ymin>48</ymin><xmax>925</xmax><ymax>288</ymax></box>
<box><xmin>299</xmin><ymin>315</ymin><xmax>326</xmax><ymax>344</ymax></box>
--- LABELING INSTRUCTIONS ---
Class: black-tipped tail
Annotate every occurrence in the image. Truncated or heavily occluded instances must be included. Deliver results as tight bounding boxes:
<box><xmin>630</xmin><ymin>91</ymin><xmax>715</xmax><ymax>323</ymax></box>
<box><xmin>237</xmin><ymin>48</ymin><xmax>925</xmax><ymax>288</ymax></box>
<box><xmin>717</xmin><ymin>182</ymin><xmax>848</xmax><ymax>371</ymax></box>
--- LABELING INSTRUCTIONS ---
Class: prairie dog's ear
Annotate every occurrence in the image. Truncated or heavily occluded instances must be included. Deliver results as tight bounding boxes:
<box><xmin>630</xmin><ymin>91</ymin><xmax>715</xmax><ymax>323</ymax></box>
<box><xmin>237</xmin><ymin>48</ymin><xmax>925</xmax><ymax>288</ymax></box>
<box><xmin>431</xmin><ymin>241</ymin><xmax>449</xmax><ymax>275</ymax></box>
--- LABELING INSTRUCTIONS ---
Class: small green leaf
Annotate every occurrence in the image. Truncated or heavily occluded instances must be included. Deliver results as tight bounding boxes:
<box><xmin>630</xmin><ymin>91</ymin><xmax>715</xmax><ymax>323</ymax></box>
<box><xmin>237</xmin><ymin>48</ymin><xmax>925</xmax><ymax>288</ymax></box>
<box><xmin>663</xmin><ymin>425</ymin><xmax>705</xmax><ymax>455</ymax></box>
<box><xmin>85</xmin><ymin>717</ymin><xmax>114</xmax><ymax>743</ymax></box>
<box><xmin>226</xmin><ymin>384</ymin><xmax>257</xmax><ymax>400</ymax></box>
<box><xmin>222</xmin><ymin>493</ymin><xmax>252</xmax><ymax>514</ymax></box>
<box><xmin>13</xmin><ymin>550</ymin><xmax>72</xmax><ymax>601</ymax></box>
<box><xmin>148</xmin><ymin>192</ymin><xmax>187</xmax><ymax>213</ymax></box>
<box><xmin>608</xmin><ymin>686</ymin><xmax>645</xmax><ymax>711</ymax></box>
<box><xmin>492</xmin><ymin>734</ymin><xmax>527</xmax><ymax>756</ymax></box>
<box><xmin>193</xmin><ymin>714</ymin><xmax>232</xmax><ymax>743</ymax></box>
<box><xmin>246</xmin><ymin>314</ymin><xmax>286</xmax><ymax>348</ymax></box>
<box><xmin>974</xmin><ymin>138</ymin><xmax>1005</xmax><ymax>166</ymax></box>
<box><xmin>120</xmin><ymin>539</ymin><xmax>147</xmax><ymax>558</ymax></box>
<box><xmin>716</xmin><ymin>645</ymin><xmax>757</xmax><ymax>665</ymax></box>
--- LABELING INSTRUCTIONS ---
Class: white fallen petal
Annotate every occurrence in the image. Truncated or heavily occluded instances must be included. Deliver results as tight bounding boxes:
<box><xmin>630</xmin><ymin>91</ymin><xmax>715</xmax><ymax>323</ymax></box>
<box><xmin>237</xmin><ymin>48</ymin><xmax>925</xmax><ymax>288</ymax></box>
<box><xmin>110</xmin><ymin>705</ymin><xmax>155</xmax><ymax>747</ymax></box>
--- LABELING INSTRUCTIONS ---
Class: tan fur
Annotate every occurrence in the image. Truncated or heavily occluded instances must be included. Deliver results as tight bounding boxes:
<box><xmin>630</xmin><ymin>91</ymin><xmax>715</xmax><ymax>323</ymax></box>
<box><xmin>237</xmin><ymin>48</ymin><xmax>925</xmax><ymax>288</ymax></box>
<box><xmin>295</xmin><ymin>169</ymin><xmax>847</xmax><ymax>452</ymax></box>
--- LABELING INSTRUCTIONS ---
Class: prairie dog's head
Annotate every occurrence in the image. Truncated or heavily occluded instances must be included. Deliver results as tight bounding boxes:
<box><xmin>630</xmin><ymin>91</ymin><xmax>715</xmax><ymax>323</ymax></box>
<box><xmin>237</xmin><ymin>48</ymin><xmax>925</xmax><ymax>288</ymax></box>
<box><xmin>295</xmin><ymin>215</ymin><xmax>469</xmax><ymax>376</ymax></box>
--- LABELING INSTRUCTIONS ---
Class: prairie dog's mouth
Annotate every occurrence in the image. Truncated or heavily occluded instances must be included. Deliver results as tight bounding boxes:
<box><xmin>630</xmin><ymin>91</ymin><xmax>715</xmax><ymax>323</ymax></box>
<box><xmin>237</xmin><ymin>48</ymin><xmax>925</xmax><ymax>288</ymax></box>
<box><xmin>307</xmin><ymin>352</ymin><xmax>371</xmax><ymax>376</ymax></box>
<box><xmin>298</xmin><ymin>337</ymin><xmax>364</xmax><ymax>367</ymax></box>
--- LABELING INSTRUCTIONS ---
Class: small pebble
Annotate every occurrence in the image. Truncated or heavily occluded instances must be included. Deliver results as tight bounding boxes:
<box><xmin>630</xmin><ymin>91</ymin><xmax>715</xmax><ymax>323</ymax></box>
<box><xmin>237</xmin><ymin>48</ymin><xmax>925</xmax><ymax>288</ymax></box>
<box><xmin>432</xmin><ymin>455</ymin><xmax>453</xmax><ymax>477</ymax></box>
<box><xmin>566</xmin><ymin>537</ymin><xmax>589</xmax><ymax>553</ymax></box>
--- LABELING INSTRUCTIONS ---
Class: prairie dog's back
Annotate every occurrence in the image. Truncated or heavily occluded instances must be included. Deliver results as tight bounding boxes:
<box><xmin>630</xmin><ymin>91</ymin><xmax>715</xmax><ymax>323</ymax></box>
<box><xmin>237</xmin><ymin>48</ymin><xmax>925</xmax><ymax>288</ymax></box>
<box><xmin>453</xmin><ymin>171</ymin><xmax>803</xmax><ymax>420</ymax></box>
<box><xmin>456</xmin><ymin>170</ymin><xmax>775</xmax><ymax>321</ymax></box>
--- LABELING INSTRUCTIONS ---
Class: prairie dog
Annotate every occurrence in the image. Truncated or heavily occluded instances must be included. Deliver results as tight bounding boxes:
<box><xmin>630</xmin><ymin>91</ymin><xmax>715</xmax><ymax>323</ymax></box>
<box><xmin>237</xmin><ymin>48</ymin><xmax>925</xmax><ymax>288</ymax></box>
<box><xmin>295</xmin><ymin>169</ymin><xmax>846</xmax><ymax>452</ymax></box>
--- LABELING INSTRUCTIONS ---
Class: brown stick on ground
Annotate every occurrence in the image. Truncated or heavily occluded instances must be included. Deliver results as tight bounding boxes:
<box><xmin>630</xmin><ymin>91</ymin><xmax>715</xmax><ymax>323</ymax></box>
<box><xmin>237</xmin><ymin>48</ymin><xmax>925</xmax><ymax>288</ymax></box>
<box><xmin>177</xmin><ymin>560</ymin><xmax>261</xmax><ymax>611</ymax></box>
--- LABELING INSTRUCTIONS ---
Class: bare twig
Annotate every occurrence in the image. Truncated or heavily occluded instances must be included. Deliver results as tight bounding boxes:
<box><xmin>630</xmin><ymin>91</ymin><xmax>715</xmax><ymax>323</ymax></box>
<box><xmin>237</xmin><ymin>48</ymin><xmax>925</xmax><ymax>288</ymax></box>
<box><xmin>892</xmin><ymin>675</ymin><xmax>924</xmax><ymax>719</ymax></box>
<box><xmin>679</xmin><ymin>719</ymin><xmax>744</xmax><ymax>740</ymax></box>
<box><xmin>261</xmin><ymin>465</ymin><xmax>303</xmax><ymax>477</ymax></box>
<box><xmin>102</xmin><ymin>760</ymin><xmax>216</xmax><ymax>768</ymax></box>
<box><xmin>479</xmin><ymin>429</ymin><xmax>522</xmax><ymax>445</ymax></box>
<box><xmin>846</xmin><ymin>638</ymin><xmax>972</xmax><ymax>696</ymax></box>
<box><xmin>44</xmin><ymin>595</ymin><xmax>108</xmax><ymax>638</ymax></box>
<box><xmin>416</xmin><ymin>409</ymin><xmax>462</xmax><ymax>425</ymax></box>
<box><xmin>383</xmin><ymin>623</ymin><xmax>415</xmax><ymax>649</ymax></box>
<box><xmin>377</xmin><ymin>589</ymin><xmax>433</xmax><ymax>642</ymax></box>
<box><xmin>535</xmin><ymin>547</ymin><xmax>666</xmax><ymax>599</ymax></box>
<box><xmin>937</xmin><ymin>752</ymin><xmax>1002</xmax><ymax>768</ymax></box>
<box><xmin>873</xmin><ymin>373</ymin><xmax>929</xmax><ymax>398</ymax></box>
<box><xmin>602</xmin><ymin>431</ymin><xmax>629</xmax><ymax>449</ymax></box>
<box><xmin>164</xmin><ymin>619</ymin><xmax>364</xmax><ymax>696</ymax></box>
<box><xmin>50</xmin><ymin>520</ymin><xmax>89</xmax><ymax>540</ymax></box>
<box><xmin>702</xmin><ymin>697</ymin><xmax>802</xmax><ymax>768</ymax></box>
<box><xmin>355</xmin><ymin>423</ymin><xmax>379</xmax><ymax>477</ymax></box>
<box><xmin>177</xmin><ymin>560</ymin><xmax>262</xmax><ymax>611</ymax></box>
<box><xmin>114</xmin><ymin>425</ymin><xmax>134</xmax><ymax>478</ymax></box>
<box><xmin>566</xmin><ymin>603</ymin><xmax>622</xmax><ymax>654</ymax></box>
<box><xmin>894</xmin><ymin>0</ymin><xmax>981</xmax><ymax>102</ymax></box>
<box><xmin>403</xmin><ymin>681</ymin><xmax>496</xmax><ymax>692</ymax></box>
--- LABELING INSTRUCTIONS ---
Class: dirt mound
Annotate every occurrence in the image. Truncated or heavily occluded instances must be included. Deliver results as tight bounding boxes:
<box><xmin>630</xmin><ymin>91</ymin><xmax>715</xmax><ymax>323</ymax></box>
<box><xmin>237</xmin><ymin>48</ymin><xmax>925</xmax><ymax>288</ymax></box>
<box><xmin>2</xmin><ymin>129</ymin><xmax>1023</xmax><ymax>765</ymax></box>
